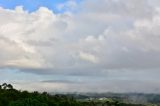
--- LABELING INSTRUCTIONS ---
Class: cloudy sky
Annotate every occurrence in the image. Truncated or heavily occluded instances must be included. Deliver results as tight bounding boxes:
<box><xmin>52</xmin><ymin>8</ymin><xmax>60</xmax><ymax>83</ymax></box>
<box><xmin>0</xmin><ymin>0</ymin><xmax>160</xmax><ymax>93</ymax></box>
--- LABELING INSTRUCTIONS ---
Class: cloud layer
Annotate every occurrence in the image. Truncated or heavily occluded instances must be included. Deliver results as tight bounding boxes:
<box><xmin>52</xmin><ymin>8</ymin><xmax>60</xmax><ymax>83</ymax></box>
<box><xmin>0</xmin><ymin>0</ymin><xmax>160</xmax><ymax>93</ymax></box>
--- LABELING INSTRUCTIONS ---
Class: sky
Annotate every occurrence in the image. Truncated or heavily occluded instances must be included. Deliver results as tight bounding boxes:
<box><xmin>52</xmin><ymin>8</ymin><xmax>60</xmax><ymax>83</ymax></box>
<box><xmin>0</xmin><ymin>0</ymin><xmax>160</xmax><ymax>93</ymax></box>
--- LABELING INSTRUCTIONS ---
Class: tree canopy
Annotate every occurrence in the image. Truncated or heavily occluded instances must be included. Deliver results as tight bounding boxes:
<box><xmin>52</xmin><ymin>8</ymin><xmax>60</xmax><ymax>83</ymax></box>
<box><xmin>0</xmin><ymin>83</ymin><xmax>155</xmax><ymax>106</ymax></box>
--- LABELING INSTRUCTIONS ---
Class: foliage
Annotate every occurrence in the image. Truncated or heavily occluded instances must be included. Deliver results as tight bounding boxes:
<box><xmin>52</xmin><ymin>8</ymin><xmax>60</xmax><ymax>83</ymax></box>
<box><xmin>0</xmin><ymin>83</ymin><xmax>81</xmax><ymax>106</ymax></box>
<box><xmin>0</xmin><ymin>83</ymin><xmax>158</xmax><ymax>106</ymax></box>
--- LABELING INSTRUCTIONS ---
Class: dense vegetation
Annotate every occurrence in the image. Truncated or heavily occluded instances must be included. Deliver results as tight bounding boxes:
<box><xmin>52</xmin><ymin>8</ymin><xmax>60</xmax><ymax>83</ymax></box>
<box><xmin>0</xmin><ymin>83</ymin><xmax>158</xmax><ymax>106</ymax></box>
<box><xmin>0</xmin><ymin>83</ymin><xmax>81</xmax><ymax>106</ymax></box>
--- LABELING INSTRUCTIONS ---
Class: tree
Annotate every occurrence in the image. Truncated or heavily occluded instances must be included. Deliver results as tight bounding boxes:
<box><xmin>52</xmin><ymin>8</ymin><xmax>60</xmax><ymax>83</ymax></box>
<box><xmin>1</xmin><ymin>83</ymin><xmax>13</xmax><ymax>90</ymax></box>
<box><xmin>2</xmin><ymin>83</ymin><xmax>7</xmax><ymax>89</ymax></box>
<box><xmin>7</xmin><ymin>84</ymin><xmax>13</xmax><ymax>90</ymax></box>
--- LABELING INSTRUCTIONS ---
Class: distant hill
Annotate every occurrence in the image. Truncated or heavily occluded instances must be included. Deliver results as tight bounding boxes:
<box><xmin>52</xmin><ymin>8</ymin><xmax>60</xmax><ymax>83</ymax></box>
<box><xmin>0</xmin><ymin>83</ymin><xmax>159</xmax><ymax>106</ymax></box>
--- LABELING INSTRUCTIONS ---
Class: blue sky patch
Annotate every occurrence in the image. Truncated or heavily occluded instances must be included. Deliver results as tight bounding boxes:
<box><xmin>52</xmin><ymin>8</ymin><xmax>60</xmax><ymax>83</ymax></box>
<box><xmin>0</xmin><ymin>0</ymin><xmax>81</xmax><ymax>13</ymax></box>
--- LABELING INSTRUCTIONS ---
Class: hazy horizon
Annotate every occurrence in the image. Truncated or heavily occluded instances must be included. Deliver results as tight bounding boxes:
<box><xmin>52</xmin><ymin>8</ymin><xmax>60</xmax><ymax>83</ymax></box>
<box><xmin>0</xmin><ymin>0</ymin><xmax>160</xmax><ymax>93</ymax></box>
